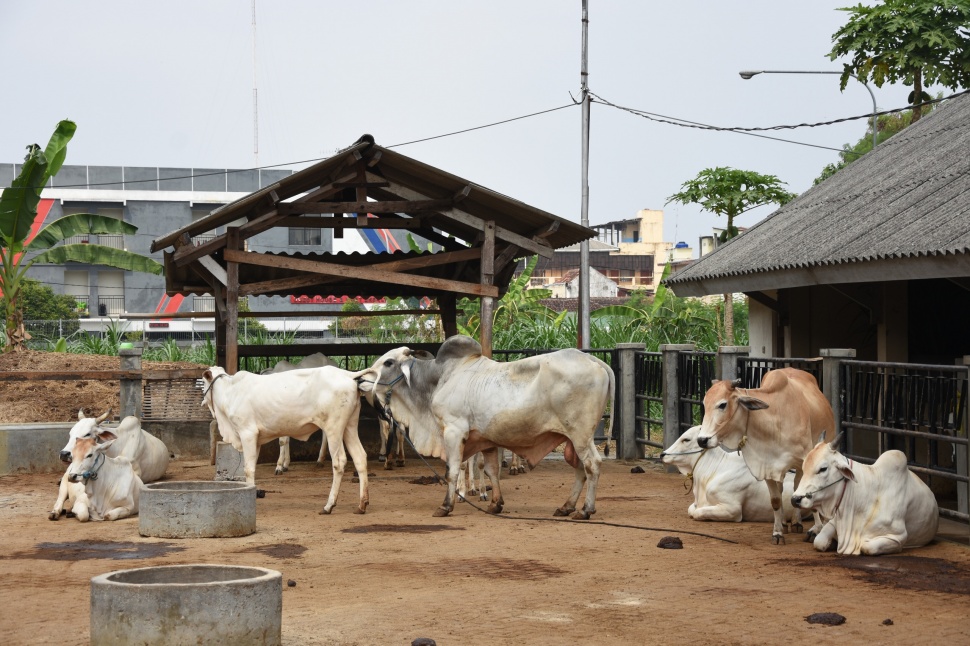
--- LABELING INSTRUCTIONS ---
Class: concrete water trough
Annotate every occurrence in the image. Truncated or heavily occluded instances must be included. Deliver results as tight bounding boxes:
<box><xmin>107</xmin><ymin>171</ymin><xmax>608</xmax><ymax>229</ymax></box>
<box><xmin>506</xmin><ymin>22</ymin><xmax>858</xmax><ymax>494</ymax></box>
<box><xmin>139</xmin><ymin>480</ymin><xmax>256</xmax><ymax>538</ymax></box>
<box><xmin>90</xmin><ymin>564</ymin><xmax>282</xmax><ymax>645</ymax></box>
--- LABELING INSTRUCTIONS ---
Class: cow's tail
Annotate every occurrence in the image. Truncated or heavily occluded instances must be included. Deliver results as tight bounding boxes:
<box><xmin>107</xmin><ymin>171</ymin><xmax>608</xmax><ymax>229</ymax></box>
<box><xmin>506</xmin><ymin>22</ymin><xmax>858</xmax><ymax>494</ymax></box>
<box><xmin>589</xmin><ymin>354</ymin><xmax>616</xmax><ymax>446</ymax></box>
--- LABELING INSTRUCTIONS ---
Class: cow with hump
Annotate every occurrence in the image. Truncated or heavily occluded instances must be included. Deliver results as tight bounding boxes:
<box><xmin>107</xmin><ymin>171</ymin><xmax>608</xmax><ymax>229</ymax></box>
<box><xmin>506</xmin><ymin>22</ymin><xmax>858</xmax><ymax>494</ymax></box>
<box><xmin>355</xmin><ymin>335</ymin><xmax>615</xmax><ymax>519</ymax></box>
<box><xmin>791</xmin><ymin>433</ymin><xmax>939</xmax><ymax>555</ymax></box>
<box><xmin>201</xmin><ymin>364</ymin><xmax>369</xmax><ymax>515</ymax></box>
<box><xmin>695</xmin><ymin>368</ymin><xmax>834</xmax><ymax>544</ymax></box>
<box><xmin>64</xmin><ymin>436</ymin><xmax>143</xmax><ymax>521</ymax></box>
<box><xmin>50</xmin><ymin>410</ymin><xmax>169</xmax><ymax>521</ymax></box>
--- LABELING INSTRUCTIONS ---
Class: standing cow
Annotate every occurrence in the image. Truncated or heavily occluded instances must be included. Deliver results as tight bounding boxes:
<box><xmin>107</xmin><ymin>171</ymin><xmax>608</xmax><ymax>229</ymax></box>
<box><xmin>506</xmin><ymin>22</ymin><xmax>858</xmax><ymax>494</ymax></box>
<box><xmin>202</xmin><ymin>365</ymin><xmax>369</xmax><ymax>514</ymax></box>
<box><xmin>355</xmin><ymin>335</ymin><xmax>614</xmax><ymax>519</ymax></box>
<box><xmin>792</xmin><ymin>433</ymin><xmax>939</xmax><ymax>555</ymax></box>
<box><xmin>696</xmin><ymin>369</ymin><xmax>834</xmax><ymax>544</ymax></box>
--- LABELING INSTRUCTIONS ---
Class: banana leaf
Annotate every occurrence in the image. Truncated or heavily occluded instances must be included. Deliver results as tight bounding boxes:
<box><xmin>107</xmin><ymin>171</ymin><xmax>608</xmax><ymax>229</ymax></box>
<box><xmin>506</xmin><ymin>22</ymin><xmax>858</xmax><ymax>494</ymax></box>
<box><xmin>26</xmin><ymin>213</ymin><xmax>139</xmax><ymax>251</ymax></box>
<box><xmin>29</xmin><ymin>244</ymin><xmax>163</xmax><ymax>275</ymax></box>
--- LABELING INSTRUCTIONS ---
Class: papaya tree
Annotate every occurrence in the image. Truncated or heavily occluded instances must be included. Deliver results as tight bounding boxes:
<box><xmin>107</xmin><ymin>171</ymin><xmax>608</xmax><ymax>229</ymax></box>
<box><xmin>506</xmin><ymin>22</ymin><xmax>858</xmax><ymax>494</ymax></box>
<box><xmin>666</xmin><ymin>167</ymin><xmax>796</xmax><ymax>343</ymax></box>
<box><xmin>0</xmin><ymin>120</ymin><xmax>162</xmax><ymax>352</ymax></box>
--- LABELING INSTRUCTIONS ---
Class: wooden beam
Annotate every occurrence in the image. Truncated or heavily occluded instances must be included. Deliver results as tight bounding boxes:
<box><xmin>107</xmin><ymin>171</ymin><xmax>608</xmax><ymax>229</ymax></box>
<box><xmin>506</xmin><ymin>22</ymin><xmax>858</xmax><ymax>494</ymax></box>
<box><xmin>279</xmin><ymin>199</ymin><xmax>452</xmax><ymax>215</ymax></box>
<box><xmin>225</xmin><ymin>248</ymin><xmax>498</xmax><ymax>298</ymax></box>
<box><xmin>273</xmin><ymin>216</ymin><xmax>423</xmax><ymax>229</ymax></box>
<box><xmin>197</xmin><ymin>255</ymin><xmax>227</xmax><ymax>286</ymax></box>
<box><xmin>494</xmin><ymin>243</ymin><xmax>522</xmax><ymax>274</ymax></box>
<box><xmin>480</xmin><ymin>220</ymin><xmax>496</xmax><ymax>358</ymax></box>
<box><xmin>121</xmin><ymin>309</ymin><xmax>440</xmax><ymax>320</ymax></box>
<box><xmin>237</xmin><ymin>247</ymin><xmax>483</xmax><ymax>296</ymax></box>
<box><xmin>533</xmin><ymin>221</ymin><xmax>560</xmax><ymax>239</ymax></box>
<box><xmin>332</xmin><ymin>181</ymin><xmax>390</xmax><ymax>189</ymax></box>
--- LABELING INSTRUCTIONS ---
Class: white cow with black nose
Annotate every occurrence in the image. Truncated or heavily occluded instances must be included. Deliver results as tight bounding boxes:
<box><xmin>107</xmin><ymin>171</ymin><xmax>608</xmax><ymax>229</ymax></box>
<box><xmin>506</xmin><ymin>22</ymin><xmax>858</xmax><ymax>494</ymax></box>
<box><xmin>65</xmin><ymin>436</ymin><xmax>142</xmax><ymax>522</ymax></box>
<box><xmin>791</xmin><ymin>433</ymin><xmax>939</xmax><ymax>555</ymax></box>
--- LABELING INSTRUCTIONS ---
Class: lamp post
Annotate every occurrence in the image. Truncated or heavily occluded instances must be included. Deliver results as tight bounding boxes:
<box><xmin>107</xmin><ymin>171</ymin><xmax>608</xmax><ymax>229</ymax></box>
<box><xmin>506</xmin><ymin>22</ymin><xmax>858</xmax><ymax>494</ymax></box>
<box><xmin>739</xmin><ymin>70</ymin><xmax>878</xmax><ymax>151</ymax></box>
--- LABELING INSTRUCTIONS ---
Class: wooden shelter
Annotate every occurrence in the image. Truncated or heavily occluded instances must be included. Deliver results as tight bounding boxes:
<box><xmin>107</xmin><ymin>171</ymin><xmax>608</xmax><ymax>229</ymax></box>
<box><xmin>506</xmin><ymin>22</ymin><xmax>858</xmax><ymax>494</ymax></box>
<box><xmin>150</xmin><ymin>135</ymin><xmax>595</xmax><ymax>371</ymax></box>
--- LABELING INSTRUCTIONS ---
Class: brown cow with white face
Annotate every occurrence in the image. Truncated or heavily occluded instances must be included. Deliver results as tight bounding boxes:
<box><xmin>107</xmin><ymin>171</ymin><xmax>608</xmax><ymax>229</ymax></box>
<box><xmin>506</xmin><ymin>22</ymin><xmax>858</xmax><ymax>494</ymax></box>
<box><xmin>695</xmin><ymin>368</ymin><xmax>833</xmax><ymax>544</ymax></box>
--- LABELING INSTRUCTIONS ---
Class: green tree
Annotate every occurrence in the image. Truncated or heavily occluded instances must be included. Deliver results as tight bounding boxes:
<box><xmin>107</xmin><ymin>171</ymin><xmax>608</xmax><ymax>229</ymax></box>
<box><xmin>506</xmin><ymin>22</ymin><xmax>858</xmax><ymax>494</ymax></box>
<box><xmin>814</xmin><ymin>100</ymin><xmax>940</xmax><ymax>184</ymax></box>
<box><xmin>829</xmin><ymin>0</ymin><xmax>970</xmax><ymax>123</ymax></box>
<box><xmin>0</xmin><ymin>120</ymin><xmax>163</xmax><ymax>352</ymax></box>
<box><xmin>12</xmin><ymin>278</ymin><xmax>80</xmax><ymax>320</ymax></box>
<box><xmin>666</xmin><ymin>167</ymin><xmax>796</xmax><ymax>342</ymax></box>
<box><xmin>458</xmin><ymin>255</ymin><xmax>558</xmax><ymax>340</ymax></box>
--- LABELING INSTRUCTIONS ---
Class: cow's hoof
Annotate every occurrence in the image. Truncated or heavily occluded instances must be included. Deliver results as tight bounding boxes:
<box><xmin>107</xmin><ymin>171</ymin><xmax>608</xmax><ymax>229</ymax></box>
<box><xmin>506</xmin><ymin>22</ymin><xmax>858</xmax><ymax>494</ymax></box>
<box><xmin>553</xmin><ymin>507</ymin><xmax>575</xmax><ymax>517</ymax></box>
<box><xmin>383</xmin><ymin>463</ymin><xmax>394</xmax><ymax>471</ymax></box>
<box><xmin>805</xmin><ymin>530</ymin><xmax>818</xmax><ymax>543</ymax></box>
<box><xmin>48</xmin><ymin>512</ymin><xmax>59</xmax><ymax>521</ymax></box>
<box><xmin>791</xmin><ymin>522</ymin><xmax>804</xmax><ymax>534</ymax></box>
<box><xmin>274</xmin><ymin>468</ymin><xmax>284</xmax><ymax>475</ymax></box>
<box><xmin>353</xmin><ymin>507</ymin><xmax>366</xmax><ymax>515</ymax></box>
<box><xmin>395</xmin><ymin>460</ymin><xmax>405</xmax><ymax>467</ymax></box>
<box><xmin>480</xmin><ymin>493</ymin><xmax>488</xmax><ymax>501</ymax></box>
<box><xmin>432</xmin><ymin>507</ymin><xmax>451</xmax><ymax>517</ymax></box>
<box><xmin>487</xmin><ymin>503</ymin><xmax>503</xmax><ymax>514</ymax></box>
<box><xmin>65</xmin><ymin>511</ymin><xmax>76</xmax><ymax>518</ymax></box>
<box><xmin>501</xmin><ymin>460</ymin><xmax>509</xmax><ymax>467</ymax></box>
<box><xmin>772</xmin><ymin>534</ymin><xmax>786</xmax><ymax>545</ymax></box>
<box><xmin>319</xmin><ymin>507</ymin><xmax>333</xmax><ymax>515</ymax></box>
<box><xmin>378</xmin><ymin>454</ymin><xmax>387</xmax><ymax>463</ymax></box>
<box><xmin>570</xmin><ymin>510</ymin><xmax>591</xmax><ymax>520</ymax></box>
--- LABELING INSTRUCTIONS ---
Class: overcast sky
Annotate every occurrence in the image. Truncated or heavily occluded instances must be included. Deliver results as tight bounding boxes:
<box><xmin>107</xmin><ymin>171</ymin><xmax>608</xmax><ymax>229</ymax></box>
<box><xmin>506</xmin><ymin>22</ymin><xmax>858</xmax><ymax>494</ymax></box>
<box><xmin>1</xmin><ymin>1</ymin><xmax>925</xmax><ymax>255</ymax></box>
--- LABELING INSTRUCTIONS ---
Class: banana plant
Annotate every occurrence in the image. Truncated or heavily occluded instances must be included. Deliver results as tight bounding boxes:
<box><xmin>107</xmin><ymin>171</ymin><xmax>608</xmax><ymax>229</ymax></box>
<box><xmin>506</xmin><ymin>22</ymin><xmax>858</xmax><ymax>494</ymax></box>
<box><xmin>0</xmin><ymin>120</ymin><xmax>162</xmax><ymax>352</ymax></box>
<box><xmin>458</xmin><ymin>255</ymin><xmax>556</xmax><ymax>339</ymax></box>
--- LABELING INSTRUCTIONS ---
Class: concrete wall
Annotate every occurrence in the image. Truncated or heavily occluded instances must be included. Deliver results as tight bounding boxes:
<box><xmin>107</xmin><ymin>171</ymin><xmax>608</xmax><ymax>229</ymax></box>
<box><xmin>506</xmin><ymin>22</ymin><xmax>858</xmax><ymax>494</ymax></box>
<box><xmin>0</xmin><ymin>423</ymin><xmax>74</xmax><ymax>475</ymax></box>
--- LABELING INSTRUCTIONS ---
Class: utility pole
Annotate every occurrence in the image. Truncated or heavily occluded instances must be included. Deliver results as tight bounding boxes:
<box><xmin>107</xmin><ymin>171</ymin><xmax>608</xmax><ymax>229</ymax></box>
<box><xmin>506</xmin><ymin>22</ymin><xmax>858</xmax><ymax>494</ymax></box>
<box><xmin>578</xmin><ymin>0</ymin><xmax>591</xmax><ymax>349</ymax></box>
<box><xmin>252</xmin><ymin>0</ymin><xmax>259</xmax><ymax>166</ymax></box>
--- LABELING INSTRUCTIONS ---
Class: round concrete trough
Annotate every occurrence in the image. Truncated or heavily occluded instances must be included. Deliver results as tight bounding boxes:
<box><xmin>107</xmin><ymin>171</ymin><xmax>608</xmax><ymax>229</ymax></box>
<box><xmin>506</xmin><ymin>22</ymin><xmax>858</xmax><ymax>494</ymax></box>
<box><xmin>91</xmin><ymin>564</ymin><xmax>282</xmax><ymax>645</ymax></box>
<box><xmin>139</xmin><ymin>480</ymin><xmax>256</xmax><ymax>538</ymax></box>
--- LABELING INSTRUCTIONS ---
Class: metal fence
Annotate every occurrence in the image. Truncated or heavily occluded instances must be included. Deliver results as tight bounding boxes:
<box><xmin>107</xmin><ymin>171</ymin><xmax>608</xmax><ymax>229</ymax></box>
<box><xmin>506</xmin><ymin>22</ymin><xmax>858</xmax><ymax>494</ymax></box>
<box><xmin>738</xmin><ymin>356</ymin><xmax>823</xmax><ymax>389</ymax></box>
<box><xmin>634</xmin><ymin>351</ymin><xmax>663</xmax><ymax>451</ymax></box>
<box><xmin>841</xmin><ymin>359</ymin><xmax>969</xmax><ymax>522</ymax></box>
<box><xmin>677</xmin><ymin>351</ymin><xmax>716</xmax><ymax>433</ymax></box>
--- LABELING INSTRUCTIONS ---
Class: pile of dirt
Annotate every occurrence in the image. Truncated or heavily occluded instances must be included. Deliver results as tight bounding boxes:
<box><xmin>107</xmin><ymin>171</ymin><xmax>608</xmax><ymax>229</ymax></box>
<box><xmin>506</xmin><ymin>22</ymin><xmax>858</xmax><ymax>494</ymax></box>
<box><xmin>0</xmin><ymin>349</ymin><xmax>205</xmax><ymax>424</ymax></box>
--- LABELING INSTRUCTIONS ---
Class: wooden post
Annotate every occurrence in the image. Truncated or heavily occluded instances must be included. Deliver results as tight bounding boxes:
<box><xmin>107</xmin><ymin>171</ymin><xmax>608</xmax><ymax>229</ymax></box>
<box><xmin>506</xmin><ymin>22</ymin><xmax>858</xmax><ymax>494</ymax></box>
<box><xmin>119</xmin><ymin>347</ymin><xmax>143</xmax><ymax>419</ymax></box>
<box><xmin>439</xmin><ymin>293</ymin><xmax>458</xmax><ymax>338</ymax></box>
<box><xmin>480</xmin><ymin>221</ymin><xmax>495</xmax><ymax>358</ymax></box>
<box><xmin>226</xmin><ymin>227</ymin><xmax>240</xmax><ymax>374</ymax></box>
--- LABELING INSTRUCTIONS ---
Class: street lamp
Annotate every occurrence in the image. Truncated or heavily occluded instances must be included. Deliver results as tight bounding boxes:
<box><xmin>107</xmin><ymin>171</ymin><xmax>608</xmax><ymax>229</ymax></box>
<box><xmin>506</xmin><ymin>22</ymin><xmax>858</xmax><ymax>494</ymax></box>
<box><xmin>739</xmin><ymin>69</ymin><xmax>878</xmax><ymax>151</ymax></box>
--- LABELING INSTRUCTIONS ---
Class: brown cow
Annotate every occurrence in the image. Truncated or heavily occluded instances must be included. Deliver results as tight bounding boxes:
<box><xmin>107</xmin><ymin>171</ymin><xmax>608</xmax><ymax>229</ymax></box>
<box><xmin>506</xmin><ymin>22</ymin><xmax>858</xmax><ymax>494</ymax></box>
<box><xmin>695</xmin><ymin>368</ymin><xmax>834</xmax><ymax>544</ymax></box>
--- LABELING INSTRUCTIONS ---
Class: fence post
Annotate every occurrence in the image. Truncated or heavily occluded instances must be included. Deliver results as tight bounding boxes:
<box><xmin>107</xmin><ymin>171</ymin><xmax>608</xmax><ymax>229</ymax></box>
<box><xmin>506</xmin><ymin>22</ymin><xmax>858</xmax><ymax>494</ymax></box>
<box><xmin>616</xmin><ymin>343</ymin><xmax>645</xmax><ymax>460</ymax></box>
<box><xmin>716</xmin><ymin>346</ymin><xmax>750</xmax><ymax>382</ymax></box>
<box><xmin>119</xmin><ymin>346</ymin><xmax>143</xmax><ymax>419</ymax></box>
<box><xmin>957</xmin><ymin>357</ymin><xmax>969</xmax><ymax>517</ymax></box>
<box><xmin>661</xmin><ymin>344</ymin><xmax>694</xmax><ymax>452</ymax></box>
<box><xmin>820</xmin><ymin>348</ymin><xmax>856</xmax><ymax>447</ymax></box>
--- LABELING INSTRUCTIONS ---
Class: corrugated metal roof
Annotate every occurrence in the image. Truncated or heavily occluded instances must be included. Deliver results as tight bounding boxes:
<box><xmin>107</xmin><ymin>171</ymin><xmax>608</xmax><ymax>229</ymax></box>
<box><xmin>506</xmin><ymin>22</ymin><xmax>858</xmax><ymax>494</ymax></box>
<box><xmin>666</xmin><ymin>92</ymin><xmax>970</xmax><ymax>296</ymax></box>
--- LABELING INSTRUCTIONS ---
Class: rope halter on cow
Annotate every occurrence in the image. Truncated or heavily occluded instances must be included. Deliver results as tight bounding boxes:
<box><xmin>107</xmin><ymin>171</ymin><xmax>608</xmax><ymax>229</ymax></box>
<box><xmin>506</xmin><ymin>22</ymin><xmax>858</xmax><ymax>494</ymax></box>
<box><xmin>202</xmin><ymin>372</ymin><xmax>229</xmax><ymax>400</ymax></box>
<box><xmin>79</xmin><ymin>453</ymin><xmax>105</xmax><ymax>484</ymax></box>
<box><xmin>356</xmin><ymin>359</ymin><xmax>414</xmax><ymax>427</ymax></box>
<box><xmin>800</xmin><ymin>457</ymin><xmax>852</xmax><ymax>515</ymax></box>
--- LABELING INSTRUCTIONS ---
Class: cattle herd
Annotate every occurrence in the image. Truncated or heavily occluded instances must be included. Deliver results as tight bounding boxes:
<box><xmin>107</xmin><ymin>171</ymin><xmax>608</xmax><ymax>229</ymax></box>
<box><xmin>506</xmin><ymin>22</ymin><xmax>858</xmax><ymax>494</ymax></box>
<box><xmin>48</xmin><ymin>334</ymin><xmax>941</xmax><ymax>556</ymax></box>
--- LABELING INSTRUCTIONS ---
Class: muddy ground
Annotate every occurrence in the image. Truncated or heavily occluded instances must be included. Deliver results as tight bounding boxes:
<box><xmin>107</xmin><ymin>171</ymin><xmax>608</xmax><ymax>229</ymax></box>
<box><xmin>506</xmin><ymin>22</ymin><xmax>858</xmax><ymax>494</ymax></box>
<box><xmin>1</xmin><ymin>455</ymin><xmax>969</xmax><ymax>646</ymax></box>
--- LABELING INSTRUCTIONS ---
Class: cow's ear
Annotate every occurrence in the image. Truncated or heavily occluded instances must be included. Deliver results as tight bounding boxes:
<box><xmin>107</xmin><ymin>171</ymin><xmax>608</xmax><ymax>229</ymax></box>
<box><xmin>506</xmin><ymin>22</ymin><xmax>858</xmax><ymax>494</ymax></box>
<box><xmin>738</xmin><ymin>396</ymin><xmax>769</xmax><ymax>411</ymax></box>
<box><xmin>97</xmin><ymin>430</ymin><xmax>118</xmax><ymax>442</ymax></box>
<box><xmin>203</xmin><ymin>369</ymin><xmax>213</xmax><ymax>381</ymax></box>
<box><xmin>836</xmin><ymin>459</ymin><xmax>856</xmax><ymax>482</ymax></box>
<box><xmin>354</xmin><ymin>368</ymin><xmax>379</xmax><ymax>394</ymax></box>
<box><xmin>78</xmin><ymin>409</ymin><xmax>86</xmax><ymax>421</ymax></box>
<box><xmin>96</xmin><ymin>438</ymin><xmax>116</xmax><ymax>453</ymax></box>
<box><xmin>710</xmin><ymin>379</ymin><xmax>719</xmax><ymax>387</ymax></box>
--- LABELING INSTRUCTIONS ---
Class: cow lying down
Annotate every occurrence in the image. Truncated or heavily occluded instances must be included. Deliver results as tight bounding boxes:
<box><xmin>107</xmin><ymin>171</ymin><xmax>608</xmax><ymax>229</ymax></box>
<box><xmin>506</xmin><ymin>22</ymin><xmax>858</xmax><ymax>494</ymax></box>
<box><xmin>661</xmin><ymin>425</ymin><xmax>795</xmax><ymax>523</ymax></box>
<box><xmin>202</xmin><ymin>365</ymin><xmax>369</xmax><ymax>514</ymax></box>
<box><xmin>792</xmin><ymin>433</ymin><xmax>939</xmax><ymax>555</ymax></box>
<box><xmin>50</xmin><ymin>411</ymin><xmax>169</xmax><ymax>521</ymax></box>
<box><xmin>63</xmin><ymin>436</ymin><xmax>143</xmax><ymax>522</ymax></box>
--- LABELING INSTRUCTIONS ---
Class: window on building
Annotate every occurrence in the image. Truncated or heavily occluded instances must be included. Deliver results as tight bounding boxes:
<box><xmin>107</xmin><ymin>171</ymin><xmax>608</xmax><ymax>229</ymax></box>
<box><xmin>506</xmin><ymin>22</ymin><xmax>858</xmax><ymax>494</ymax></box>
<box><xmin>61</xmin><ymin>206</ymin><xmax>90</xmax><ymax>244</ymax></box>
<box><xmin>96</xmin><ymin>207</ymin><xmax>125</xmax><ymax>250</ymax></box>
<box><xmin>289</xmin><ymin>227</ymin><xmax>322</xmax><ymax>246</ymax></box>
<box><xmin>64</xmin><ymin>270</ymin><xmax>90</xmax><ymax>317</ymax></box>
<box><xmin>97</xmin><ymin>271</ymin><xmax>125</xmax><ymax>316</ymax></box>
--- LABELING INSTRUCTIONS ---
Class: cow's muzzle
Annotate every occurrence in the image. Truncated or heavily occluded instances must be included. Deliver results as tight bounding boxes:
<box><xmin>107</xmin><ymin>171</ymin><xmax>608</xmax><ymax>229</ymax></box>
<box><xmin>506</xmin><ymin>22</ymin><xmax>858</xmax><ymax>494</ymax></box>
<box><xmin>67</xmin><ymin>473</ymin><xmax>81</xmax><ymax>483</ymax></box>
<box><xmin>791</xmin><ymin>494</ymin><xmax>810</xmax><ymax>508</ymax></box>
<box><xmin>60</xmin><ymin>451</ymin><xmax>72</xmax><ymax>463</ymax></box>
<box><xmin>697</xmin><ymin>436</ymin><xmax>710</xmax><ymax>449</ymax></box>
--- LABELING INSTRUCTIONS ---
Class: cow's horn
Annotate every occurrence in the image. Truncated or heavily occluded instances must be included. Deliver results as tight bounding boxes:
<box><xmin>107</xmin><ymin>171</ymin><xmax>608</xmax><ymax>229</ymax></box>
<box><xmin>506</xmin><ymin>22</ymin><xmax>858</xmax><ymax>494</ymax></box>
<box><xmin>829</xmin><ymin>431</ymin><xmax>844</xmax><ymax>450</ymax></box>
<box><xmin>96</xmin><ymin>409</ymin><xmax>111</xmax><ymax>424</ymax></box>
<box><xmin>732</xmin><ymin>378</ymin><xmax>742</xmax><ymax>387</ymax></box>
<box><xmin>77</xmin><ymin>409</ymin><xmax>86</xmax><ymax>421</ymax></box>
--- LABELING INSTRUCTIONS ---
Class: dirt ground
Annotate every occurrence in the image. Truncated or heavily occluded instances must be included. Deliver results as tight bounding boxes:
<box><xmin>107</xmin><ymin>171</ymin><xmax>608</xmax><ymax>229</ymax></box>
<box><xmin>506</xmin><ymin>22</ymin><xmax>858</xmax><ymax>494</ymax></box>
<box><xmin>1</xmin><ymin>454</ymin><xmax>969</xmax><ymax>646</ymax></box>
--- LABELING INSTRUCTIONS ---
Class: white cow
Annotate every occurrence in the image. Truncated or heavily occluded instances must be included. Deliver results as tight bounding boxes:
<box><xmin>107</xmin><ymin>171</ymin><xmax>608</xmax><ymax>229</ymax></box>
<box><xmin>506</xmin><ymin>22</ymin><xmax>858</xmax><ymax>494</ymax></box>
<box><xmin>64</xmin><ymin>436</ymin><xmax>143</xmax><ymax>521</ymax></box>
<box><xmin>260</xmin><ymin>353</ymin><xmax>338</xmax><ymax>475</ymax></box>
<box><xmin>696</xmin><ymin>370</ymin><xmax>834</xmax><ymax>544</ymax></box>
<box><xmin>202</xmin><ymin>365</ymin><xmax>369</xmax><ymax>514</ymax></box>
<box><xmin>661</xmin><ymin>425</ymin><xmax>795</xmax><ymax>522</ymax></box>
<box><xmin>50</xmin><ymin>411</ymin><xmax>169</xmax><ymax>521</ymax></box>
<box><xmin>791</xmin><ymin>433</ymin><xmax>939</xmax><ymax>555</ymax></box>
<box><xmin>356</xmin><ymin>335</ymin><xmax>614</xmax><ymax>519</ymax></box>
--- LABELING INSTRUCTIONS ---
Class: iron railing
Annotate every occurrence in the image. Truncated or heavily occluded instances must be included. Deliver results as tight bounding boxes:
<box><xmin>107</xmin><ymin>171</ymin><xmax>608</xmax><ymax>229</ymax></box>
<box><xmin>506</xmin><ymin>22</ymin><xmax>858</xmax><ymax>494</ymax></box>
<box><xmin>738</xmin><ymin>356</ymin><xmax>823</xmax><ymax>389</ymax></box>
<box><xmin>841</xmin><ymin>359</ymin><xmax>968</xmax><ymax>522</ymax></box>
<box><xmin>677</xmin><ymin>351</ymin><xmax>716</xmax><ymax>432</ymax></box>
<box><xmin>634</xmin><ymin>351</ymin><xmax>663</xmax><ymax>451</ymax></box>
